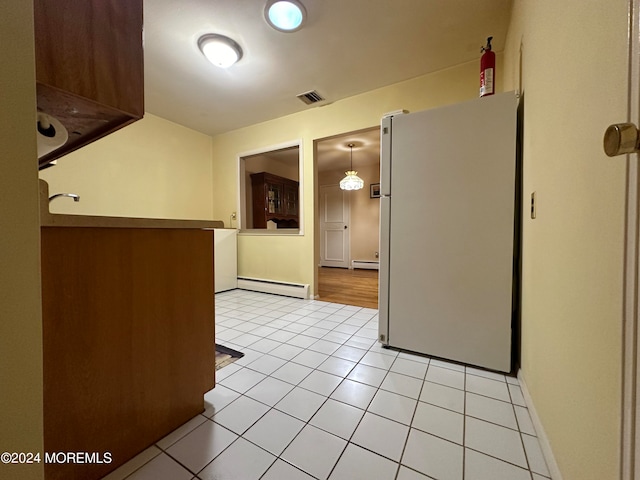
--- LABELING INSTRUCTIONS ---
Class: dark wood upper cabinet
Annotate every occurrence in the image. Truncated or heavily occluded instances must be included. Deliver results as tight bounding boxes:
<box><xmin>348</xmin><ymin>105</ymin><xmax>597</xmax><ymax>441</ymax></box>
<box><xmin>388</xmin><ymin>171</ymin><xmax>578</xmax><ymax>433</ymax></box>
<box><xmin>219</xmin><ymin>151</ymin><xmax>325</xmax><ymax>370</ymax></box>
<box><xmin>34</xmin><ymin>0</ymin><xmax>144</xmax><ymax>168</ymax></box>
<box><xmin>251</xmin><ymin>172</ymin><xmax>300</xmax><ymax>229</ymax></box>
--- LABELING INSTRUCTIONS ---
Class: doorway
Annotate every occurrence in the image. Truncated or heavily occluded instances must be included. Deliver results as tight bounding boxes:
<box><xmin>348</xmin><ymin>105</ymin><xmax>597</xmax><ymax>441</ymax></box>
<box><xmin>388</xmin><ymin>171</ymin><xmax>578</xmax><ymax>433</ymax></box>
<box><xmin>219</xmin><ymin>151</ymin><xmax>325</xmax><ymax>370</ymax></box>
<box><xmin>317</xmin><ymin>267</ymin><xmax>379</xmax><ymax>309</ymax></box>
<box><xmin>314</xmin><ymin>127</ymin><xmax>381</xmax><ymax>308</ymax></box>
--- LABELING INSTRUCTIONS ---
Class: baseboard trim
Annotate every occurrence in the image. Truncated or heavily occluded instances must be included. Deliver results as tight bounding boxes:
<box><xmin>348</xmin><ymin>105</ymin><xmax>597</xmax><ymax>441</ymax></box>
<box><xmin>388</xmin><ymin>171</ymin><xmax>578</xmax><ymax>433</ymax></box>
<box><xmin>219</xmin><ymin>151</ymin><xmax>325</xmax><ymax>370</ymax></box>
<box><xmin>237</xmin><ymin>277</ymin><xmax>309</xmax><ymax>299</ymax></box>
<box><xmin>518</xmin><ymin>369</ymin><xmax>563</xmax><ymax>480</ymax></box>
<box><xmin>351</xmin><ymin>260</ymin><xmax>380</xmax><ymax>270</ymax></box>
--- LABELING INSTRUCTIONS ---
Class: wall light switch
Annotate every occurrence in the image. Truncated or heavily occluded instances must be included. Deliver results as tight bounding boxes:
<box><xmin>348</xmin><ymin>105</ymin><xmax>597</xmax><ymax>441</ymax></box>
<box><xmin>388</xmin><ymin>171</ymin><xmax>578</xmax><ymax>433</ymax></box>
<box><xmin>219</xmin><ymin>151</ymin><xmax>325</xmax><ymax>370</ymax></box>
<box><xmin>531</xmin><ymin>192</ymin><xmax>536</xmax><ymax>219</ymax></box>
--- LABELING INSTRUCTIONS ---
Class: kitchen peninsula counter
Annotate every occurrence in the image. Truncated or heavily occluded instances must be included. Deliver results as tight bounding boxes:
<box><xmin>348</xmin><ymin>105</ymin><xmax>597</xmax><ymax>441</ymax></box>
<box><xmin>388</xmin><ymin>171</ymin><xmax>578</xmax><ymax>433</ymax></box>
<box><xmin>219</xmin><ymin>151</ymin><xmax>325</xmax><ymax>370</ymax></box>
<box><xmin>39</xmin><ymin>180</ymin><xmax>221</xmax><ymax>480</ymax></box>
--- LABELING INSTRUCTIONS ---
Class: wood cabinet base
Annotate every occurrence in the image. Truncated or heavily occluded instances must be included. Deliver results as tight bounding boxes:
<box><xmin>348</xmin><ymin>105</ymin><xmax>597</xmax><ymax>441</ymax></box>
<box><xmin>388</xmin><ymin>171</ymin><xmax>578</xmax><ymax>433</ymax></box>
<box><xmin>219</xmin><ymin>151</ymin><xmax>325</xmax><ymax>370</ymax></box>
<box><xmin>41</xmin><ymin>227</ymin><xmax>215</xmax><ymax>480</ymax></box>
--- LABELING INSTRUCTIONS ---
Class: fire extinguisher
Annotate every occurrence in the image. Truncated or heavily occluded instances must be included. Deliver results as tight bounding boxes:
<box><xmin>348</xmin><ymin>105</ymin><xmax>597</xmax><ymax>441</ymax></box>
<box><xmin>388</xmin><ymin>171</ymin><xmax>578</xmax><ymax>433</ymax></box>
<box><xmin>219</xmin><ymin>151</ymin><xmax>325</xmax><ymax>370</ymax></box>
<box><xmin>480</xmin><ymin>36</ymin><xmax>495</xmax><ymax>97</ymax></box>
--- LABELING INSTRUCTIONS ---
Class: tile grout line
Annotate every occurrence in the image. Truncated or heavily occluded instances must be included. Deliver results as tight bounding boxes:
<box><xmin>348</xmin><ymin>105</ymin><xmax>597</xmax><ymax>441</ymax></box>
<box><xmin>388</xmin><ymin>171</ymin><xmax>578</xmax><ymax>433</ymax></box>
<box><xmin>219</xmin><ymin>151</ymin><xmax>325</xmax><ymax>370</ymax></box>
<box><xmin>206</xmin><ymin>291</ymin><xmax>543</xmax><ymax>479</ymax></box>
<box><xmin>322</xmin><ymin>346</ymin><xmax>408</xmax><ymax>479</ymax></box>
<box><xmin>507</xmin><ymin>372</ymin><xmax>535</xmax><ymax>478</ymax></box>
<box><xmin>394</xmin><ymin>356</ymin><xmax>431</xmax><ymax>480</ymax></box>
<box><xmin>242</xmin><ymin>351</ymin><xmax>346</xmax><ymax>480</ymax></box>
<box><xmin>234</xmin><ymin>334</ymin><xmax>529</xmax><ymax>427</ymax></box>
<box><xmin>462</xmin><ymin>362</ymin><xmax>467</xmax><ymax>480</ymax></box>
<box><xmin>216</xmin><ymin>301</ymin><xmax>359</xmax><ymax>479</ymax></box>
<box><xmin>222</xmin><ymin>306</ymin><xmax>532</xmax><ymax>443</ymax></box>
<box><xmin>220</xmin><ymin>303</ymin><xmax>410</xmax><ymax>475</ymax></box>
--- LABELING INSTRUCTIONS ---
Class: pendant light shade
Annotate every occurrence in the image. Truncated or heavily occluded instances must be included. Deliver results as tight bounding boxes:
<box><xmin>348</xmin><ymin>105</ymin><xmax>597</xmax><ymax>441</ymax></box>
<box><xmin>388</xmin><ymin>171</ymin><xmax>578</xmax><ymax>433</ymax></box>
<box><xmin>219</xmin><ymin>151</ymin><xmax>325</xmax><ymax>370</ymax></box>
<box><xmin>340</xmin><ymin>144</ymin><xmax>364</xmax><ymax>191</ymax></box>
<box><xmin>340</xmin><ymin>171</ymin><xmax>365</xmax><ymax>191</ymax></box>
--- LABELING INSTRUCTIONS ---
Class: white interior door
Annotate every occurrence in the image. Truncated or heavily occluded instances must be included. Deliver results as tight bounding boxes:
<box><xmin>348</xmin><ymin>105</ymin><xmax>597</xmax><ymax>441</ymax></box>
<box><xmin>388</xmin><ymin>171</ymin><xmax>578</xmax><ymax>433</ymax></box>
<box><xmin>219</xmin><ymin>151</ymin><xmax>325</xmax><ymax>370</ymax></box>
<box><xmin>319</xmin><ymin>185</ymin><xmax>350</xmax><ymax>268</ymax></box>
<box><xmin>619</xmin><ymin>0</ymin><xmax>640</xmax><ymax>477</ymax></box>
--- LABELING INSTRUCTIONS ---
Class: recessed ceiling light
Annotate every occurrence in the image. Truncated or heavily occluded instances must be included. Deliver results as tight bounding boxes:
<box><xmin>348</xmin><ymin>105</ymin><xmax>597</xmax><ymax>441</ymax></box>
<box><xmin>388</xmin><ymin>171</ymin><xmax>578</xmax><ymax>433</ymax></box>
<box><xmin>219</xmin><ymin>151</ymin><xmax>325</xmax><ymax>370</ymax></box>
<box><xmin>265</xmin><ymin>0</ymin><xmax>306</xmax><ymax>32</ymax></box>
<box><xmin>198</xmin><ymin>34</ymin><xmax>243</xmax><ymax>68</ymax></box>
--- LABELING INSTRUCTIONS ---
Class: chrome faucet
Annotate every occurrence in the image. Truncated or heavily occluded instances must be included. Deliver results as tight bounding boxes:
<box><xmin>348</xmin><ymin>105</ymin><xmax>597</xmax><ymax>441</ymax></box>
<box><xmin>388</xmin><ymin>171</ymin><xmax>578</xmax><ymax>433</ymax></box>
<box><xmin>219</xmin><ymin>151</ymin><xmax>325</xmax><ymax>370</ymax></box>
<box><xmin>49</xmin><ymin>193</ymin><xmax>80</xmax><ymax>203</ymax></box>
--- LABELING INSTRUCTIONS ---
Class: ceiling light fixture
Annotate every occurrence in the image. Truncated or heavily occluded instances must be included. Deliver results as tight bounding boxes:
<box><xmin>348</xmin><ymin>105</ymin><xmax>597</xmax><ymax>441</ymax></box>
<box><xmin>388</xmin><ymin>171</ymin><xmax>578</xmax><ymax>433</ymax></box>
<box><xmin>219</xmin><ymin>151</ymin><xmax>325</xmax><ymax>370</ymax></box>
<box><xmin>340</xmin><ymin>144</ymin><xmax>364</xmax><ymax>191</ymax></box>
<box><xmin>198</xmin><ymin>34</ymin><xmax>243</xmax><ymax>68</ymax></box>
<box><xmin>265</xmin><ymin>0</ymin><xmax>307</xmax><ymax>32</ymax></box>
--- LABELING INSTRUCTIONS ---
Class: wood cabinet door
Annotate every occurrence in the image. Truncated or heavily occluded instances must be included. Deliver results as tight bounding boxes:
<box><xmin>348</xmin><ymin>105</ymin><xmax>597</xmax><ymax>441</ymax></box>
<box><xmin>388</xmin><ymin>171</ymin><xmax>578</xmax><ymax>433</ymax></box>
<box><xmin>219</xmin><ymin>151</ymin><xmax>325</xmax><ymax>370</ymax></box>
<box><xmin>250</xmin><ymin>172</ymin><xmax>300</xmax><ymax>228</ymax></box>
<box><xmin>266</xmin><ymin>181</ymin><xmax>284</xmax><ymax>215</ymax></box>
<box><xmin>34</xmin><ymin>0</ymin><xmax>144</xmax><ymax>167</ymax></box>
<box><xmin>34</xmin><ymin>0</ymin><xmax>144</xmax><ymax>116</ymax></box>
<box><xmin>41</xmin><ymin>227</ymin><xmax>214</xmax><ymax>480</ymax></box>
<box><xmin>284</xmin><ymin>183</ymin><xmax>298</xmax><ymax>216</ymax></box>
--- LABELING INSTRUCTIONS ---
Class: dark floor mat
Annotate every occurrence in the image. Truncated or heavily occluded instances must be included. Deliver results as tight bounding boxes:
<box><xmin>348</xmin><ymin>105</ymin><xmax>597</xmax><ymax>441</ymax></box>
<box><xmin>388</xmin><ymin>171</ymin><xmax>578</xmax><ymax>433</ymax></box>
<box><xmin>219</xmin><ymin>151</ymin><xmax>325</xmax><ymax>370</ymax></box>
<box><xmin>215</xmin><ymin>344</ymin><xmax>244</xmax><ymax>370</ymax></box>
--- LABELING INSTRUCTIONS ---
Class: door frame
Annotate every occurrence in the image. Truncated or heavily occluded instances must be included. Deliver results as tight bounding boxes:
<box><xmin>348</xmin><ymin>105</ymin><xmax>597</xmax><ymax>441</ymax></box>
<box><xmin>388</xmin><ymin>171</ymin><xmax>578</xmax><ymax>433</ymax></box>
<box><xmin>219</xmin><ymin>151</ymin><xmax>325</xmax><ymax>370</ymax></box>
<box><xmin>621</xmin><ymin>0</ymin><xmax>640</xmax><ymax>477</ymax></box>
<box><xmin>236</xmin><ymin>139</ymin><xmax>304</xmax><ymax>234</ymax></box>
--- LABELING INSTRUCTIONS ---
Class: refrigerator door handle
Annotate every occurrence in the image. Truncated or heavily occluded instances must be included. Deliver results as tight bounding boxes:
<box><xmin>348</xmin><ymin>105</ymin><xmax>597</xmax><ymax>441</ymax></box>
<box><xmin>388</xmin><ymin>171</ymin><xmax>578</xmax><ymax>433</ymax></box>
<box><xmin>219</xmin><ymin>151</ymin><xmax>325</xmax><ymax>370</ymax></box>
<box><xmin>380</xmin><ymin>117</ymin><xmax>392</xmax><ymax>196</ymax></box>
<box><xmin>378</xmin><ymin>195</ymin><xmax>391</xmax><ymax>345</ymax></box>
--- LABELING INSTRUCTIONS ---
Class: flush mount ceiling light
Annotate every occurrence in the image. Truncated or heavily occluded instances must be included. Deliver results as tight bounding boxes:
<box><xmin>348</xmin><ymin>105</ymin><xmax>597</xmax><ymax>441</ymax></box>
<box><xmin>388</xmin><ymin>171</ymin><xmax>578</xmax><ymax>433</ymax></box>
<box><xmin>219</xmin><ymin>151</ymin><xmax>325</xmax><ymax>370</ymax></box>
<box><xmin>340</xmin><ymin>143</ymin><xmax>364</xmax><ymax>191</ymax></box>
<box><xmin>265</xmin><ymin>0</ymin><xmax>307</xmax><ymax>32</ymax></box>
<box><xmin>198</xmin><ymin>34</ymin><xmax>243</xmax><ymax>68</ymax></box>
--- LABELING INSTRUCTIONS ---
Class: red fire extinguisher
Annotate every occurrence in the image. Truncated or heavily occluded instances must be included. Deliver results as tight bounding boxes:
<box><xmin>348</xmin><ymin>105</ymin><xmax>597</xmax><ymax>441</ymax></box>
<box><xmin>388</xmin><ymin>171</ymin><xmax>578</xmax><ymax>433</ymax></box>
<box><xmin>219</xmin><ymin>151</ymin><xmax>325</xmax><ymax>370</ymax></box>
<box><xmin>480</xmin><ymin>36</ymin><xmax>495</xmax><ymax>97</ymax></box>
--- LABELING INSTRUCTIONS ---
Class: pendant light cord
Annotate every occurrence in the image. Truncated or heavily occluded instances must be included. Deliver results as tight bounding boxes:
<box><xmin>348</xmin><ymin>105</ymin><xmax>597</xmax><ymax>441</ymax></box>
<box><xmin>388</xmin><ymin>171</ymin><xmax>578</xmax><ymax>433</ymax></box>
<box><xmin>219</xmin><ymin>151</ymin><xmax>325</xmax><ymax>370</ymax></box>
<box><xmin>348</xmin><ymin>143</ymin><xmax>354</xmax><ymax>170</ymax></box>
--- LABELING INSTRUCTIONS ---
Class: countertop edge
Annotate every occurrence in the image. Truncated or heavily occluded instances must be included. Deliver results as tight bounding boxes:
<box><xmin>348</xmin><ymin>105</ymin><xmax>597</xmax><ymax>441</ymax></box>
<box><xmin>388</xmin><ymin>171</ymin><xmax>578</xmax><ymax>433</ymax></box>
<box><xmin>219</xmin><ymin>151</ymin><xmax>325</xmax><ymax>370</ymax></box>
<box><xmin>41</xmin><ymin>213</ymin><xmax>224</xmax><ymax>229</ymax></box>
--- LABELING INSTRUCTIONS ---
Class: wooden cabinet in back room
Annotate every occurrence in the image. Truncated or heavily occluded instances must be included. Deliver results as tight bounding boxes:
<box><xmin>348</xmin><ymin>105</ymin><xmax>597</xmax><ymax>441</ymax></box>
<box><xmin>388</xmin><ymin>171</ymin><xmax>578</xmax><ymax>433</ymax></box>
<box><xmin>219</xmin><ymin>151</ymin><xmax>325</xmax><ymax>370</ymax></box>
<box><xmin>251</xmin><ymin>172</ymin><xmax>300</xmax><ymax>229</ymax></box>
<box><xmin>34</xmin><ymin>0</ymin><xmax>144</xmax><ymax>168</ymax></box>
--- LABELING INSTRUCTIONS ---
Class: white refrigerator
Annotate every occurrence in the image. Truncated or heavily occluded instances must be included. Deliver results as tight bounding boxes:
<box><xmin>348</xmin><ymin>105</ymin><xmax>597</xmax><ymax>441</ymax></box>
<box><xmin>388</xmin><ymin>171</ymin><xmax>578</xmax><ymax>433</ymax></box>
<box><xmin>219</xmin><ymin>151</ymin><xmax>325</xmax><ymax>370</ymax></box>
<box><xmin>378</xmin><ymin>91</ymin><xmax>518</xmax><ymax>373</ymax></box>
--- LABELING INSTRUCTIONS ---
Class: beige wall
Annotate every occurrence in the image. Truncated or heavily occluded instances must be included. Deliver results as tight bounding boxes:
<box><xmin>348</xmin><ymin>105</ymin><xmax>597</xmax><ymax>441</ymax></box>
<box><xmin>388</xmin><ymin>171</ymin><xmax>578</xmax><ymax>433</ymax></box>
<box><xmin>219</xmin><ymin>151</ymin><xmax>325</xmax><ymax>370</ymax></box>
<box><xmin>319</xmin><ymin>161</ymin><xmax>381</xmax><ymax>263</ymax></box>
<box><xmin>212</xmin><ymin>59</ymin><xmax>493</xmax><ymax>294</ymax></box>
<box><xmin>0</xmin><ymin>2</ymin><xmax>44</xmax><ymax>479</ymax></box>
<box><xmin>40</xmin><ymin>114</ymin><xmax>214</xmax><ymax>221</ymax></box>
<box><xmin>244</xmin><ymin>154</ymin><xmax>299</xmax><ymax>181</ymax></box>
<box><xmin>503</xmin><ymin>0</ymin><xmax>627</xmax><ymax>478</ymax></box>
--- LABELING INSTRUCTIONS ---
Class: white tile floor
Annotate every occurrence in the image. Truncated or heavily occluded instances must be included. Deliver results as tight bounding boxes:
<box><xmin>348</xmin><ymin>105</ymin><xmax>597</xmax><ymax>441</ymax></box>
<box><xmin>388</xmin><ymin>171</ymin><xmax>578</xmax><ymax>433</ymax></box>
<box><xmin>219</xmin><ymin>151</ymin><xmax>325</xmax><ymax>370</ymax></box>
<box><xmin>103</xmin><ymin>290</ymin><xmax>551</xmax><ymax>480</ymax></box>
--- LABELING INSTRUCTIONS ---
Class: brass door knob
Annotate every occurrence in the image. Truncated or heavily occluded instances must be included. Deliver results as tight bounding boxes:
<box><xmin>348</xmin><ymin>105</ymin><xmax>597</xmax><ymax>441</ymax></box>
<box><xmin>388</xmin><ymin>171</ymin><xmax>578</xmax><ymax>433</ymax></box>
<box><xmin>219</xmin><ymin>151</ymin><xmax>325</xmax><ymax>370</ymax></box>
<box><xmin>604</xmin><ymin>123</ymin><xmax>640</xmax><ymax>157</ymax></box>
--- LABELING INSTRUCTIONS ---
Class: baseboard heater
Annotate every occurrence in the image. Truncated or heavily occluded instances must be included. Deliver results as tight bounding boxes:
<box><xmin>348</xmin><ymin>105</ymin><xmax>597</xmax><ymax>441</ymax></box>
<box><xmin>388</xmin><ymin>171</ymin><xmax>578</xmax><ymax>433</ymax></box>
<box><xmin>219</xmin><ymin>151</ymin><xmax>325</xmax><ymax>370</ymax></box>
<box><xmin>351</xmin><ymin>260</ymin><xmax>380</xmax><ymax>270</ymax></box>
<box><xmin>237</xmin><ymin>277</ymin><xmax>310</xmax><ymax>299</ymax></box>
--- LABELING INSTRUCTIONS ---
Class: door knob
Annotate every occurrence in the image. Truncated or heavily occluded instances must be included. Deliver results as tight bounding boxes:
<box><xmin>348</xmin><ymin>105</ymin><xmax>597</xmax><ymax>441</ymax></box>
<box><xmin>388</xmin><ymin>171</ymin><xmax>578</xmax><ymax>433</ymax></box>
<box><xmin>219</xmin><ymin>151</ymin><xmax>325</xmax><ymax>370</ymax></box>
<box><xmin>604</xmin><ymin>123</ymin><xmax>640</xmax><ymax>157</ymax></box>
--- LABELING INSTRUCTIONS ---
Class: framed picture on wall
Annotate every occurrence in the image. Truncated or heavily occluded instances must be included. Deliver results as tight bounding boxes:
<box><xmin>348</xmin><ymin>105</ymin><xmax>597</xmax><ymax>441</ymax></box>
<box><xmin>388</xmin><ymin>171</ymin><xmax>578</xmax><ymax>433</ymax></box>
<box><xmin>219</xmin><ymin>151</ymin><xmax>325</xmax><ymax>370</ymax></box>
<box><xmin>370</xmin><ymin>183</ymin><xmax>381</xmax><ymax>198</ymax></box>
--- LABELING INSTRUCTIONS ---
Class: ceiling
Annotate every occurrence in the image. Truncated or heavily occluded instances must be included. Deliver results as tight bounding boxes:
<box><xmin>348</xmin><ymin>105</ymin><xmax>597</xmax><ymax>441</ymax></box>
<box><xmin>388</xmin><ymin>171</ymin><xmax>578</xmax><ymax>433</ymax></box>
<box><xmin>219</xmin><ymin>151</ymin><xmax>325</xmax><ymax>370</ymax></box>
<box><xmin>143</xmin><ymin>0</ymin><xmax>513</xmax><ymax>138</ymax></box>
<box><xmin>240</xmin><ymin>127</ymin><xmax>380</xmax><ymax>173</ymax></box>
<box><xmin>316</xmin><ymin>128</ymin><xmax>380</xmax><ymax>172</ymax></box>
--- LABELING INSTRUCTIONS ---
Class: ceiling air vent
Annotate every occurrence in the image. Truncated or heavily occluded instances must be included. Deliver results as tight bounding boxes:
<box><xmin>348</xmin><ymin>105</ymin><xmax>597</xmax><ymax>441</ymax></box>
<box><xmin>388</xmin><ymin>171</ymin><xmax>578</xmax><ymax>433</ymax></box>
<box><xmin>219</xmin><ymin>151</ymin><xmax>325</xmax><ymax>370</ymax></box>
<box><xmin>297</xmin><ymin>90</ymin><xmax>325</xmax><ymax>105</ymax></box>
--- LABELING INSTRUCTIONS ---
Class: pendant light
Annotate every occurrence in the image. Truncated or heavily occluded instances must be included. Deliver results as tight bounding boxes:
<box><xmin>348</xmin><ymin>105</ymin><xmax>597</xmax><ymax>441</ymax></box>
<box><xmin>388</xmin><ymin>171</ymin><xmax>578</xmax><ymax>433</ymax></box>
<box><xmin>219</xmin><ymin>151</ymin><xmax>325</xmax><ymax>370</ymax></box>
<box><xmin>339</xmin><ymin>143</ymin><xmax>364</xmax><ymax>191</ymax></box>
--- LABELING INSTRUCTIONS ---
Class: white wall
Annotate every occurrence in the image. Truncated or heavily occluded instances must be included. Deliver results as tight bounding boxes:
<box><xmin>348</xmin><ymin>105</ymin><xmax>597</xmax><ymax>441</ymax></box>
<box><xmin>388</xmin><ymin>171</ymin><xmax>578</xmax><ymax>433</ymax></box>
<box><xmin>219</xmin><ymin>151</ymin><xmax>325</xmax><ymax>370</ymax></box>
<box><xmin>0</xmin><ymin>2</ymin><xmax>44</xmax><ymax>479</ymax></box>
<box><xmin>41</xmin><ymin>113</ymin><xmax>214</xmax><ymax>221</ymax></box>
<box><xmin>211</xmin><ymin>59</ymin><xmax>490</xmax><ymax>294</ymax></box>
<box><xmin>503</xmin><ymin>0</ymin><xmax>627</xmax><ymax>478</ymax></box>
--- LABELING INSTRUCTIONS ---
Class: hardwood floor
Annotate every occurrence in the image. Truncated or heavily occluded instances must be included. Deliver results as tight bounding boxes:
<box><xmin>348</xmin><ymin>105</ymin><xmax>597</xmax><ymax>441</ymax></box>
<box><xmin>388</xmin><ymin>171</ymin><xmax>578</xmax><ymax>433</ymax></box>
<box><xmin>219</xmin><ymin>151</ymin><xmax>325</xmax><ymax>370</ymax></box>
<box><xmin>317</xmin><ymin>267</ymin><xmax>379</xmax><ymax>309</ymax></box>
